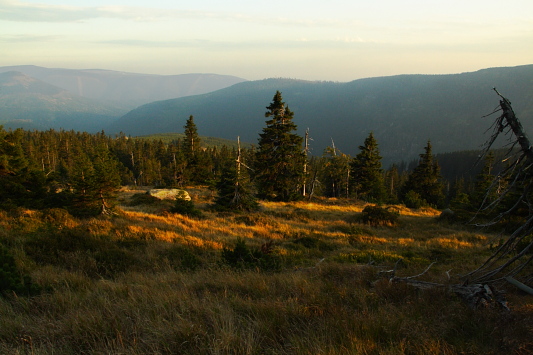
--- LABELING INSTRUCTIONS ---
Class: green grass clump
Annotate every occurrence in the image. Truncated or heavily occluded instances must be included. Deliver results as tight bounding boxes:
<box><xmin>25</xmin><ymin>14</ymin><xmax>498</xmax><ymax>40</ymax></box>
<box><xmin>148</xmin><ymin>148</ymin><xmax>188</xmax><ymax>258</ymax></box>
<box><xmin>336</xmin><ymin>249</ymin><xmax>405</xmax><ymax>264</ymax></box>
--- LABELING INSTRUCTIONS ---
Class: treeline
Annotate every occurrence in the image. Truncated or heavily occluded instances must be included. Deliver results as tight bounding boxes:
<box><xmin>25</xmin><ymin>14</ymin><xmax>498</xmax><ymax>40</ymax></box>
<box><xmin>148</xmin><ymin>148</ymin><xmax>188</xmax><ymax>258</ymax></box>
<box><xmin>0</xmin><ymin>91</ymin><xmax>500</xmax><ymax>215</ymax></box>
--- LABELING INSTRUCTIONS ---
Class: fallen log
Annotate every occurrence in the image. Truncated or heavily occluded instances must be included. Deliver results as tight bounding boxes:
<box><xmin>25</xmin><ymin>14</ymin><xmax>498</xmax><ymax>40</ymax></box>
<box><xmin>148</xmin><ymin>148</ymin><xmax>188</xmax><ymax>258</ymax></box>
<box><xmin>382</xmin><ymin>259</ymin><xmax>509</xmax><ymax>310</ymax></box>
<box><xmin>388</xmin><ymin>277</ymin><xmax>509</xmax><ymax>310</ymax></box>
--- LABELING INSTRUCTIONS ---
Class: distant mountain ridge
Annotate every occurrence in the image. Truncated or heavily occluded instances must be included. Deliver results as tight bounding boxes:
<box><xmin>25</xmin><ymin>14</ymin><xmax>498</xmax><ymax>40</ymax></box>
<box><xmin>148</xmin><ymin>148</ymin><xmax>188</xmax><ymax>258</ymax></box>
<box><xmin>107</xmin><ymin>65</ymin><xmax>533</xmax><ymax>166</ymax></box>
<box><xmin>0</xmin><ymin>71</ymin><xmax>124</xmax><ymax>132</ymax></box>
<box><xmin>0</xmin><ymin>65</ymin><xmax>247</xmax><ymax>109</ymax></box>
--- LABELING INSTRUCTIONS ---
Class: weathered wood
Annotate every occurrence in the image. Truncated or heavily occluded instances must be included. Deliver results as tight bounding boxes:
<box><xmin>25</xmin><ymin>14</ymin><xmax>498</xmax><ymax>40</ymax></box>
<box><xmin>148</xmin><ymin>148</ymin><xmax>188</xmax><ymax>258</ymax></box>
<box><xmin>505</xmin><ymin>276</ymin><xmax>533</xmax><ymax>295</ymax></box>
<box><xmin>495</xmin><ymin>88</ymin><xmax>533</xmax><ymax>163</ymax></box>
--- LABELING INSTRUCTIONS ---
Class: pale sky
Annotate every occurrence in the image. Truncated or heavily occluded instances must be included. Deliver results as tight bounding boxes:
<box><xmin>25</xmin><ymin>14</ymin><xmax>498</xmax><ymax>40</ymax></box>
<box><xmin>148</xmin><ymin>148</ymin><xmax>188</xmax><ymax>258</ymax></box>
<box><xmin>1</xmin><ymin>0</ymin><xmax>532</xmax><ymax>81</ymax></box>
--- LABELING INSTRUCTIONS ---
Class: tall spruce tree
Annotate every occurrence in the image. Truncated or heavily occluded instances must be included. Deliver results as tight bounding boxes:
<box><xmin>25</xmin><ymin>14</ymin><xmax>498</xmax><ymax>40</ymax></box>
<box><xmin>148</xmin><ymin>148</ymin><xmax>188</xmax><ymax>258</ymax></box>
<box><xmin>183</xmin><ymin>115</ymin><xmax>200</xmax><ymax>160</ymax></box>
<box><xmin>402</xmin><ymin>140</ymin><xmax>445</xmax><ymax>208</ymax></box>
<box><xmin>255</xmin><ymin>91</ymin><xmax>306</xmax><ymax>201</ymax></box>
<box><xmin>350</xmin><ymin>132</ymin><xmax>385</xmax><ymax>202</ymax></box>
<box><xmin>182</xmin><ymin>115</ymin><xmax>210</xmax><ymax>184</ymax></box>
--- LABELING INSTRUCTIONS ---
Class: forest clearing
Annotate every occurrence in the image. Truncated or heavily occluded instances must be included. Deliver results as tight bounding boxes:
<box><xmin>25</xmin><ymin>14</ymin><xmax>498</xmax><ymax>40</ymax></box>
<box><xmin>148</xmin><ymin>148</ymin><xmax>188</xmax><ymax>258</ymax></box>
<box><xmin>1</xmin><ymin>188</ymin><xmax>532</xmax><ymax>354</ymax></box>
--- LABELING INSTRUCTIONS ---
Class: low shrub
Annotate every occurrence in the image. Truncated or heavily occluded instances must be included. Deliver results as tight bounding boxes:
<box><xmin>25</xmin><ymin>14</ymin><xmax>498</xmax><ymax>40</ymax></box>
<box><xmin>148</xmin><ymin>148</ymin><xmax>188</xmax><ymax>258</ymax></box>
<box><xmin>403</xmin><ymin>190</ymin><xmax>428</xmax><ymax>209</ymax></box>
<box><xmin>293</xmin><ymin>236</ymin><xmax>336</xmax><ymax>251</ymax></box>
<box><xmin>221</xmin><ymin>238</ymin><xmax>281</xmax><ymax>271</ymax></box>
<box><xmin>0</xmin><ymin>244</ymin><xmax>40</xmax><ymax>297</ymax></box>
<box><xmin>163</xmin><ymin>245</ymin><xmax>203</xmax><ymax>271</ymax></box>
<box><xmin>171</xmin><ymin>198</ymin><xmax>203</xmax><ymax>218</ymax></box>
<box><xmin>42</xmin><ymin>208</ymin><xmax>75</xmax><ymax>228</ymax></box>
<box><xmin>128</xmin><ymin>193</ymin><xmax>161</xmax><ymax>206</ymax></box>
<box><xmin>361</xmin><ymin>205</ymin><xmax>399</xmax><ymax>226</ymax></box>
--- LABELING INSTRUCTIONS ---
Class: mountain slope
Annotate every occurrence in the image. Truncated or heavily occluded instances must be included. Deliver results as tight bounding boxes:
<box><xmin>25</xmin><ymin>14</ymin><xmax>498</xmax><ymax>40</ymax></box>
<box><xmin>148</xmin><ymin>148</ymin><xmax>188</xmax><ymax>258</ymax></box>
<box><xmin>108</xmin><ymin>65</ymin><xmax>533</xmax><ymax>166</ymax></box>
<box><xmin>0</xmin><ymin>71</ymin><xmax>125</xmax><ymax>132</ymax></box>
<box><xmin>0</xmin><ymin>65</ymin><xmax>247</xmax><ymax>109</ymax></box>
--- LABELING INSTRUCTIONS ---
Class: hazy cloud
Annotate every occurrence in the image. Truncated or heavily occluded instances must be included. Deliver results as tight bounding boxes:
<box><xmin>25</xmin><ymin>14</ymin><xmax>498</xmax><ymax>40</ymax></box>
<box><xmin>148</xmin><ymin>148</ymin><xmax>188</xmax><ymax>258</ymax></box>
<box><xmin>98</xmin><ymin>38</ymin><xmax>378</xmax><ymax>51</ymax></box>
<box><xmin>0</xmin><ymin>0</ymin><xmax>360</xmax><ymax>28</ymax></box>
<box><xmin>0</xmin><ymin>34</ymin><xmax>63</xmax><ymax>42</ymax></box>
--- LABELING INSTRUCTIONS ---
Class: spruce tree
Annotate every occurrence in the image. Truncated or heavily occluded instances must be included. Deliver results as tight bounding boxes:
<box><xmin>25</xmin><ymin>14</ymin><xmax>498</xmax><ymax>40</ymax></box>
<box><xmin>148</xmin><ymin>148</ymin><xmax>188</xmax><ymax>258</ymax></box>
<box><xmin>91</xmin><ymin>145</ymin><xmax>122</xmax><ymax>214</ymax></box>
<box><xmin>183</xmin><ymin>115</ymin><xmax>200</xmax><ymax>161</ymax></box>
<box><xmin>214</xmin><ymin>159</ymin><xmax>258</xmax><ymax>212</ymax></box>
<box><xmin>384</xmin><ymin>164</ymin><xmax>403</xmax><ymax>203</ymax></box>
<box><xmin>70</xmin><ymin>146</ymin><xmax>121</xmax><ymax>216</ymax></box>
<box><xmin>182</xmin><ymin>115</ymin><xmax>212</xmax><ymax>184</ymax></box>
<box><xmin>402</xmin><ymin>140</ymin><xmax>445</xmax><ymax>208</ymax></box>
<box><xmin>350</xmin><ymin>132</ymin><xmax>385</xmax><ymax>202</ymax></box>
<box><xmin>255</xmin><ymin>91</ymin><xmax>306</xmax><ymax>201</ymax></box>
<box><xmin>470</xmin><ymin>151</ymin><xmax>497</xmax><ymax>209</ymax></box>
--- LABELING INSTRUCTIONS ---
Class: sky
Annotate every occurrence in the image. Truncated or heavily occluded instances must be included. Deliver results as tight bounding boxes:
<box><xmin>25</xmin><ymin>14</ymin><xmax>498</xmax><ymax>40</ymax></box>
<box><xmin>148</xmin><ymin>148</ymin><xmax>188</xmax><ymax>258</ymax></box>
<box><xmin>1</xmin><ymin>0</ymin><xmax>532</xmax><ymax>81</ymax></box>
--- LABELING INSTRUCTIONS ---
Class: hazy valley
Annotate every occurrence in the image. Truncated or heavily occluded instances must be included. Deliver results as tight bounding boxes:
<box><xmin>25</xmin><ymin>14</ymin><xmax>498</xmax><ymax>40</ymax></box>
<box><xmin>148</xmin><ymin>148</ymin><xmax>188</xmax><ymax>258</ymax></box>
<box><xmin>1</xmin><ymin>65</ymin><xmax>532</xmax><ymax>166</ymax></box>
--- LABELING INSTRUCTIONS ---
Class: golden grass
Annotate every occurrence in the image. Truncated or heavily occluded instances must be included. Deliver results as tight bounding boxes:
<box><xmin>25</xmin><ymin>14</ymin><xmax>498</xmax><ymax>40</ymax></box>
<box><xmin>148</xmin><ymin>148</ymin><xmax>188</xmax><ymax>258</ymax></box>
<box><xmin>0</xmin><ymin>194</ymin><xmax>531</xmax><ymax>354</ymax></box>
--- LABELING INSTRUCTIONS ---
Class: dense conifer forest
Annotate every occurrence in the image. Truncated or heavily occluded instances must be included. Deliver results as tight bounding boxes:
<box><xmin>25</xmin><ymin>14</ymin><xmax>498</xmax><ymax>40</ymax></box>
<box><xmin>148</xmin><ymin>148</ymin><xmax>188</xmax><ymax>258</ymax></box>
<box><xmin>0</xmin><ymin>121</ymin><xmax>494</xmax><ymax>216</ymax></box>
<box><xmin>0</xmin><ymin>98</ymin><xmax>502</xmax><ymax>216</ymax></box>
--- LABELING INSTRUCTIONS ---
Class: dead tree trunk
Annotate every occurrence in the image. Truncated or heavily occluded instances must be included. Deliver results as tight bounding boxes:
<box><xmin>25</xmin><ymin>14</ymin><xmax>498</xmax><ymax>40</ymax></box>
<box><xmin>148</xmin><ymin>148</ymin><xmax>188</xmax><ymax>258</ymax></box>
<box><xmin>465</xmin><ymin>89</ymin><xmax>533</xmax><ymax>287</ymax></box>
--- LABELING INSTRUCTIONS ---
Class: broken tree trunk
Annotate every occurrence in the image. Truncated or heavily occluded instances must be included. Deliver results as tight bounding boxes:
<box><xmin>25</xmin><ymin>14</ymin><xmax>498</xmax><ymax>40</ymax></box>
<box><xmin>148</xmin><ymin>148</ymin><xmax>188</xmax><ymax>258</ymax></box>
<box><xmin>465</xmin><ymin>89</ymin><xmax>533</xmax><ymax>286</ymax></box>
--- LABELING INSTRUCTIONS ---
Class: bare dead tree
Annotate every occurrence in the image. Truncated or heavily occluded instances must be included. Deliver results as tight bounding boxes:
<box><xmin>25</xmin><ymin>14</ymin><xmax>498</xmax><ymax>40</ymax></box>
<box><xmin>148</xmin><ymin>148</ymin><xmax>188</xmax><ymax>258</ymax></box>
<box><xmin>465</xmin><ymin>89</ymin><xmax>533</xmax><ymax>288</ymax></box>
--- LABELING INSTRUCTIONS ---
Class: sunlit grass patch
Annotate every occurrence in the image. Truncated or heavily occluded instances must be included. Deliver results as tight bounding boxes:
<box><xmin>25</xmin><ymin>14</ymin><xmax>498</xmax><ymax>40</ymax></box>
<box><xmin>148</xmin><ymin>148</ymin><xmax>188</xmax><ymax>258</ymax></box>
<box><xmin>429</xmin><ymin>237</ymin><xmax>474</xmax><ymax>249</ymax></box>
<box><xmin>396</xmin><ymin>237</ymin><xmax>416</xmax><ymax>246</ymax></box>
<box><xmin>349</xmin><ymin>235</ymin><xmax>389</xmax><ymax>245</ymax></box>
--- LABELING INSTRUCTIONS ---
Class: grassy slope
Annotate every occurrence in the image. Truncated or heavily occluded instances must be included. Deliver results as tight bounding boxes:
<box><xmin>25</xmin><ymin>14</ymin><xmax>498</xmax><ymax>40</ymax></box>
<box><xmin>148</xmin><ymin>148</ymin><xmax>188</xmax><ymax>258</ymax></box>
<box><xmin>0</xmin><ymin>190</ymin><xmax>531</xmax><ymax>354</ymax></box>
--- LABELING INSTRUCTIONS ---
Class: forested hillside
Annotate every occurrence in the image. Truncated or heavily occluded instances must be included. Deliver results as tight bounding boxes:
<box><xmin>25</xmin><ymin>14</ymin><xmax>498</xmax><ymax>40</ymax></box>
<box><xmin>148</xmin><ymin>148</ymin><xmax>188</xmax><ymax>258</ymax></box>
<box><xmin>109</xmin><ymin>65</ymin><xmax>533</xmax><ymax>166</ymax></box>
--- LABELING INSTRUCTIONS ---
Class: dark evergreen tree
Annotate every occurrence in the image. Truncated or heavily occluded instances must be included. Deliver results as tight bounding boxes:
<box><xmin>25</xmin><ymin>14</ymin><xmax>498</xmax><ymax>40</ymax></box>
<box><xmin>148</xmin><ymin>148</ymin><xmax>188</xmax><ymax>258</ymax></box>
<box><xmin>322</xmin><ymin>145</ymin><xmax>351</xmax><ymax>198</ymax></box>
<box><xmin>255</xmin><ymin>91</ymin><xmax>306</xmax><ymax>201</ymax></box>
<box><xmin>182</xmin><ymin>115</ymin><xmax>212</xmax><ymax>184</ymax></box>
<box><xmin>470</xmin><ymin>151</ymin><xmax>497</xmax><ymax>209</ymax></box>
<box><xmin>384</xmin><ymin>164</ymin><xmax>405</xmax><ymax>204</ymax></box>
<box><xmin>402</xmin><ymin>140</ymin><xmax>445</xmax><ymax>208</ymax></box>
<box><xmin>163</xmin><ymin>142</ymin><xmax>186</xmax><ymax>187</ymax></box>
<box><xmin>350</xmin><ymin>132</ymin><xmax>386</xmax><ymax>202</ymax></box>
<box><xmin>91</xmin><ymin>145</ymin><xmax>122</xmax><ymax>214</ymax></box>
<box><xmin>70</xmin><ymin>145</ymin><xmax>121</xmax><ymax>216</ymax></box>
<box><xmin>448</xmin><ymin>177</ymin><xmax>471</xmax><ymax>210</ymax></box>
<box><xmin>214</xmin><ymin>139</ymin><xmax>258</xmax><ymax>211</ymax></box>
<box><xmin>183</xmin><ymin>115</ymin><xmax>200</xmax><ymax>161</ymax></box>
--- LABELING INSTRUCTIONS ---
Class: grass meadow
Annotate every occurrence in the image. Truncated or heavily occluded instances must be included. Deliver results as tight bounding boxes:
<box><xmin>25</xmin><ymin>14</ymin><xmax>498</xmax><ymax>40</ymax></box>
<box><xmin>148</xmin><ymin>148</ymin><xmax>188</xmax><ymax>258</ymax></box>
<box><xmin>0</xmin><ymin>187</ymin><xmax>531</xmax><ymax>354</ymax></box>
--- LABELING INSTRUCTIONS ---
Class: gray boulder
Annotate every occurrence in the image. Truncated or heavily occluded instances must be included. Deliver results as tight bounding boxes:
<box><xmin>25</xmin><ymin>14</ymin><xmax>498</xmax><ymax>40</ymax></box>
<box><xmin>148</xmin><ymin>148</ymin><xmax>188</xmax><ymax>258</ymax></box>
<box><xmin>148</xmin><ymin>189</ymin><xmax>191</xmax><ymax>201</ymax></box>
